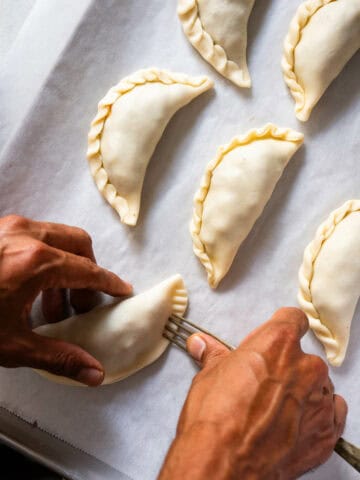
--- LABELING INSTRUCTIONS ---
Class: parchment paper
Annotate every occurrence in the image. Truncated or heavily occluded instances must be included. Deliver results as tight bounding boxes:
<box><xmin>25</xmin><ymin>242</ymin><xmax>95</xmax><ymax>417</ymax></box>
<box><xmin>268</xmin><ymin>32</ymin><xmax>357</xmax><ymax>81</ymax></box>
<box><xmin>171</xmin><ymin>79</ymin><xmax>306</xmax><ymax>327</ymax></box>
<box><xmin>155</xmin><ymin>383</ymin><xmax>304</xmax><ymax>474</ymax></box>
<box><xmin>0</xmin><ymin>1</ymin><xmax>359</xmax><ymax>479</ymax></box>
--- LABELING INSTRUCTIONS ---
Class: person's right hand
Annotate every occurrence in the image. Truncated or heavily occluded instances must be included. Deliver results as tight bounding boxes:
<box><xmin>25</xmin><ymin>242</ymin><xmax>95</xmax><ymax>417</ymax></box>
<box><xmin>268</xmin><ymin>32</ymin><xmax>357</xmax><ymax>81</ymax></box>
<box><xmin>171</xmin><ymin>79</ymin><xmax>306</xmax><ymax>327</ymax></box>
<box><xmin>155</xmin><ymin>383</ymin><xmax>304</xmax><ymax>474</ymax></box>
<box><xmin>0</xmin><ymin>214</ymin><xmax>132</xmax><ymax>386</ymax></box>
<box><xmin>159</xmin><ymin>307</ymin><xmax>347</xmax><ymax>480</ymax></box>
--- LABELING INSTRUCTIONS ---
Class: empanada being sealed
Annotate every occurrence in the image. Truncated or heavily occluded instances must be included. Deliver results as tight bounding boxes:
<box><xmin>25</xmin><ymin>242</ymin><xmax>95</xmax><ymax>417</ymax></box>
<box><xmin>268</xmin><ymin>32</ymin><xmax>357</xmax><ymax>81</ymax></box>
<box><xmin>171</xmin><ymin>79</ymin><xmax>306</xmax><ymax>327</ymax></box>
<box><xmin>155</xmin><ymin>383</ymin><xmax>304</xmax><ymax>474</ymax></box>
<box><xmin>87</xmin><ymin>69</ymin><xmax>213</xmax><ymax>226</ymax></box>
<box><xmin>282</xmin><ymin>0</ymin><xmax>360</xmax><ymax>121</ymax></box>
<box><xmin>34</xmin><ymin>275</ymin><xmax>187</xmax><ymax>385</ymax></box>
<box><xmin>178</xmin><ymin>0</ymin><xmax>255</xmax><ymax>88</ymax></box>
<box><xmin>298</xmin><ymin>200</ymin><xmax>360</xmax><ymax>366</ymax></box>
<box><xmin>191</xmin><ymin>124</ymin><xmax>304</xmax><ymax>288</ymax></box>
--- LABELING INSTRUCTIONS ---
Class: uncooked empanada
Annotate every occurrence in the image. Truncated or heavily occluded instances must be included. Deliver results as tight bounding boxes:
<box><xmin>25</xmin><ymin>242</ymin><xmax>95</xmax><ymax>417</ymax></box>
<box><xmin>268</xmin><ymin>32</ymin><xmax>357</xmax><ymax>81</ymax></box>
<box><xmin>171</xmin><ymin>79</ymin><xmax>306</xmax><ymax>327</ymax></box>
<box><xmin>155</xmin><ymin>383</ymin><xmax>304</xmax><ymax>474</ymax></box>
<box><xmin>34</xmin><ymin>275</ymin><xmax>187</xmax><ymax>385</ymax></box>
<box><xmin>282</xmin><ymin>0</ymin><xmax>360</xmax><ymax>121</ymax></box>
<box><xmin>178</xmin><ymin>0</ymin><xmax>255</xmax><ymax>88</ymax></box>
<box><xmin>191</xmin><ymin>124</ymin><xmax>304</xmax><ymax>288</ymax></box>
<box><xmin>87</xmin><ymin>69</ymin><xmax>213</xmax><ymax>225</ymax></box>
<box><xmin>298</xmin><ymin>200</ymin><xmax>360</xmax><ymax>366</ymax></box>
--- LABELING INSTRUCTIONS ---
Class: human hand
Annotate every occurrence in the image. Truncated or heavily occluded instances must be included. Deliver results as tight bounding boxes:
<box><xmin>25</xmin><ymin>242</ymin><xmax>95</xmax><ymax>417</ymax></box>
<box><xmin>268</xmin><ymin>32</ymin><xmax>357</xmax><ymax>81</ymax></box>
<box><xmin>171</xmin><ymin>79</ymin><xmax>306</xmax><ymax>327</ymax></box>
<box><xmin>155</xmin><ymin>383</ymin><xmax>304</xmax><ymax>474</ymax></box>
<box><xmin>0</xmin><ymin>215</ymin><xmax>132</xmax><ymax>386</ymax></box>
<box><xmin>159</xmin><ymin>308</ymin><xmax>347</xmax><ymax>480</ymax></box>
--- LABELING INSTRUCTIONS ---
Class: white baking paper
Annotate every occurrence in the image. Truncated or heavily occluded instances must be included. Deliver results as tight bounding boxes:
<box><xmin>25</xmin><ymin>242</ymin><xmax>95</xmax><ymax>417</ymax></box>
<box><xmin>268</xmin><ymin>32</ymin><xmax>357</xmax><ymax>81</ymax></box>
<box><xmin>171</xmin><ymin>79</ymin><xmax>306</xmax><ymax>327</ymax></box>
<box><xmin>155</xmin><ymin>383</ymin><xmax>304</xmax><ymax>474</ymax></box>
<box><xmin>0</xmin><ymin>1</ymin><xmax>359</xmax><ymax>479</ymax></box>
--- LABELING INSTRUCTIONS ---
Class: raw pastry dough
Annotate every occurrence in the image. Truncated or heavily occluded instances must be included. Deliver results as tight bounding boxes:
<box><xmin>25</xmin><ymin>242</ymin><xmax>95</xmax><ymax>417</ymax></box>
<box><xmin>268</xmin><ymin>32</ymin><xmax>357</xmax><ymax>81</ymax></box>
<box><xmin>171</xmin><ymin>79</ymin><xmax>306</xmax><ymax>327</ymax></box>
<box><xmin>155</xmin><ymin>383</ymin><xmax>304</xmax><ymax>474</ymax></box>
<box><xmin>87</xmin><ymin>68</ymin><xmax>213</xmax><ymax>225</ymax></box>
<box><xmin>298</xmin><ymin>200</ymin><xmax>360</xmax><ymax>366</ymax></box>
<box><xmin>178</xmin><ymin>0</ymin><xmax>255</xmax><ymax>88</ymax></box>
<box><xmin>34</xmin><ymin>275</ymin><xmax>187</xmax><ymax>385</ymax></box>
<box><xmin>191</xmin><ymin>124</ymin><xmax>304</xmax><ymax>288</ymax></box>
<box><xmin>282</xmin><ymin>0</ymin><xmax>360</xmax><ymax>121</ymax></box>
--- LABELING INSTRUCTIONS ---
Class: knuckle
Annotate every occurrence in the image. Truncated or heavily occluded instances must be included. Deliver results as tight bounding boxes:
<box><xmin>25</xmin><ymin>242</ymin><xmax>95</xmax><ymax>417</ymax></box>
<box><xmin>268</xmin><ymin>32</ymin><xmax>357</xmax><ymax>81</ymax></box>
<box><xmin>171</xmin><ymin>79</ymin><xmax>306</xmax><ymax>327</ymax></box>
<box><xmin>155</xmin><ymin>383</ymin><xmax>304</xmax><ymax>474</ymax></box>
<box><xmin>71</xmin><ymin>227</ymin><xmax>92</xmax><ymax>249</ymax></box>
<box><xmin>82</xmin><ymin>256</ymin><xmax>98</xmax><ymax>272</ymax></box>
<box><xmin>1</xmin><ymin>214</ymin><xmax>28</xmax><ymax>232</ymax></box>
<box><xmin>51</xmin><ymin>351</ymin><xmax>79</xmax><ymax>376</ymax></box>
<box><xmin>275</xmin><ymin>307</ymin><xmax>308</xmax><ymax>328</ymax></box>
<box><xmin>75</xmin><ymin>227</ymin><xmax>92</xmax><ymax>246</ymax></box>
<box><xmin>271</xmin><ymin>322</ymin><xmax>299</xmax><ymax>346</ymax></box>
<box><xmin>323</xmin><ymin>436</ymin><xmax>337</xmax><ymax>456</ymax></box>
<box><xmin>334</xmin><ymin>394</ymin><xmax>348</xmax><ymax>419</ymax></box>
<box><xmin>306</xmin><ymin>354</ymin><xmax>329</xmax><ymax>379</ymax></box>
<box><xmin>24</xmin><ymin>240</ymin><xmax>49</xmax><ymax>265</ymax></box>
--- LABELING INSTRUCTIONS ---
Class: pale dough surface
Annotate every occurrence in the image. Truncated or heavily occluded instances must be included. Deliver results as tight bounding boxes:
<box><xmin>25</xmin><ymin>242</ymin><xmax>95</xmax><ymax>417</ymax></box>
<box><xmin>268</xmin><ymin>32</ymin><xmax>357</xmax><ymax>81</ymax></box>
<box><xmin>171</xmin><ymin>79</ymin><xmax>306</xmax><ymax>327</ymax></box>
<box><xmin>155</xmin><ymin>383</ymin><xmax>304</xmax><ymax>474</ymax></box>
<box><xmin>178</xmin><ymin>0</ymin><xmax>255</xmax><ymax>87</ymax></box>
<box><xmin>283</xmin><ymin>0</ymin><xmax>360</xmax><ymax>121</ymax></box>
<box><xmin>191</xmin><ymin>125</ymin><xmax>304</xmax><ymax>288</ymax></box>
<box><xmin>299</xmin><ymin>208</ymin><xmax>360</xmax><ymax>366</ymax></box>
<box><xmin>34</xmin><ymin>275</ymin><xmax>187</xmax><ymax>385</ymax></box>
<box><xmin>88</xmin><ymin>69</ymin><xmax>213</xmax><ymax>226</ymax></box>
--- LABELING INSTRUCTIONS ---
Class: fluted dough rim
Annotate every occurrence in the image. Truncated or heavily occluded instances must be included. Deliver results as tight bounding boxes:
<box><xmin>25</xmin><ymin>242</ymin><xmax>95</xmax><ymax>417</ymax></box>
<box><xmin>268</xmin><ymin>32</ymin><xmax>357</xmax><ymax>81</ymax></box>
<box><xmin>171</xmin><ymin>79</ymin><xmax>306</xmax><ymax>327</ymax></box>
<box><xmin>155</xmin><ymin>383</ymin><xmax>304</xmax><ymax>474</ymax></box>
<box><xmin>177</xmin><ymin>0</ymin><xmax>251</xmax><ymax>88</ymax></box>
<box><xmin>297</xmin><ymin>199</ymin><xmax>360</xmax><ymax>366</ymax></box>
<box><xmin>34</xmin><ymin>274</ymin><xmax>188</xmax><ymax>386</ymax></box>
<box><xmin>87</xmin><ymin>68</ymin><xmax>213</xmax><ymax>226</ymax></box>
<box><xmin>281</xmin><ymin>0</ymin><xmax>335</xmax><ymax>122</ymax></box>
<box><xmin>190</xmin><ymin>123</ymin><xmax>304</xmax><ymax>289</ymax></box>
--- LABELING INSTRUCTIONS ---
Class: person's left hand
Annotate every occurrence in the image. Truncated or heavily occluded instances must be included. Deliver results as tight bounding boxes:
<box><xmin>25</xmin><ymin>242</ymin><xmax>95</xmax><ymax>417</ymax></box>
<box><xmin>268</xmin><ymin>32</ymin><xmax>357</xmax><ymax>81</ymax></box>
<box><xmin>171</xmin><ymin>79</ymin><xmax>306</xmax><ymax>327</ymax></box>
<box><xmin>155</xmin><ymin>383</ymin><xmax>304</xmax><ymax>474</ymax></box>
<box><xmin>0</xmin><ymin>214</ymin><xmax>132</xmax><ymax>386</ymax></box>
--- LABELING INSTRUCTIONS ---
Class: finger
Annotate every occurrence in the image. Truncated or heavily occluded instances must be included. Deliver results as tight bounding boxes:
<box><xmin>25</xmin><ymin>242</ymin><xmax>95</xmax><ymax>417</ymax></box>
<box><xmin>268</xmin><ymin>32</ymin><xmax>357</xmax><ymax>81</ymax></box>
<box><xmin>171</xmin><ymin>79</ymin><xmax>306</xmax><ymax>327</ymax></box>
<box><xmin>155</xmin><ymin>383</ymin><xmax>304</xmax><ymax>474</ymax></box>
<box><xmin>240</xmin><ymin>307</ymin><xmax>308</xmax><ymax>354</ymax></box>
<box><xmin>334</xmin><ymin>394</ymin><xmax>348</xmax><ymax>438</ymax></box>
<box><xmin>267</xmin><ymin>307</ymin><xmax>309</xmax><ymax>339</ymax></box>
<box><xmin>23</xmin><ymin>332</ymin><xmax>105</xmax><ymax>386</ymax></box>
<box><xmin>187</xmin><ymin>334</ymin><xmax>229</xmax><ymax>370</ymax></box>
<box><xmin>42</xmin><ymin>288</ymin><xmax>68</xmax><ymax>323</ymax></box>
<box><xmin>70</xmin><ymin>289</ymin><xmax>101</xmax><ymax>314</ymax></box>
<box><xmin>36</xmin><ymin>246</ymin><xmax>133</xmax><ymax>297</ymax></box>
<box><xmin>323</xmin><ymin>378</ymin><xmax>335</xmax><ymax>396</ymax></box>
<box><xmin>29</xmin><ymin>220</ymin><xmax>97</xmax><ymax>262</ymax></box>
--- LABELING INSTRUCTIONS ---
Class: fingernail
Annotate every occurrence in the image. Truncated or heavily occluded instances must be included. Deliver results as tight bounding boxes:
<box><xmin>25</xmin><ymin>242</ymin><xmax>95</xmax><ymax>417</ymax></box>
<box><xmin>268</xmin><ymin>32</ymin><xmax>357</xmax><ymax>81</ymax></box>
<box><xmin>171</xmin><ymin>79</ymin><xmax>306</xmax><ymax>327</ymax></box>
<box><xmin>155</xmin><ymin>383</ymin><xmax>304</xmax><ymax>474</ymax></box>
<box><xmin>76</xmin><ymin>368</ymin><xmax>104</xmax><ymax>386</ymax></box>
<box><xmin>187</xmin><ymin>335</ymin><xmax>206</xmax><ymax>362</ymax></box>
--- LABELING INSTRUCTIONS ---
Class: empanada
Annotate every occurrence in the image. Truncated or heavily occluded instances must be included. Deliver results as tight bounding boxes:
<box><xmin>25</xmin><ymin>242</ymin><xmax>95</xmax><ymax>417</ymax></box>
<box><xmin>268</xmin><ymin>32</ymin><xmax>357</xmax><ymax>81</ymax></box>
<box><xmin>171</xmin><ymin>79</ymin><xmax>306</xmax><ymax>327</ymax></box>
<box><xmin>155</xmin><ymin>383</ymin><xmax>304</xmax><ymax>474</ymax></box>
<box><xmin>298</xmin><ymin>200</ymin><xmax>360</xmax><ymax>366</ymax></box>
<box><xmin>282</xmin><ymin>0</ymin><xmax>360</xmax><ymax>121</ymax></box>
<box><xmin>34</xmin><ymin>275</ymin><xmax>187</xmax><ymax>385</ymax></box>
<box><xmin>178</xmin><ymin>0</ymin><xmax>255</xmax><ymax>88</ymax></box>
<box><xmin>191</xmin><ymin>124</ymin><xmax>304</xmax><ymax>288</ymax></box>
<box><xmin>87</xmin><ymin>69</ymin><xmax>213</xmax><ymax>225</ymax></box>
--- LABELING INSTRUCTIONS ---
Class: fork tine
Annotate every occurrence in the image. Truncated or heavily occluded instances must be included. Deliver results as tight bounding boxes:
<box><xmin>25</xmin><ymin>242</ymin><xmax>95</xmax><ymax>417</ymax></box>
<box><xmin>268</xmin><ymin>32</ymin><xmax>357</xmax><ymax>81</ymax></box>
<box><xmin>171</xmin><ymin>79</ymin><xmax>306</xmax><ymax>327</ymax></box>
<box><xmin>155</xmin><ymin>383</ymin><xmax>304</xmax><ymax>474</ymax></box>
<box><xmin>164</xmin><ymin>313</ymin><xmax>235</xmax><ymax>352</ymax></box>
<box><xmin>164</xmin><ymin>324</ymin><xmax>189</xmax><ymax>342</ymax></box>
<box><xmin>163</xmin><ymin>331</ymin><xmax>187</xmax><ymax>352</ymax></box>
<box><xmin>171</xmin><ymin>313</ymin><xmax>235</xmax><ymax>350</ymax></box>
<box><xmin>167</xmin><ymin>315</ymin><xmax>194</xmax><ymax>336</ymax></box>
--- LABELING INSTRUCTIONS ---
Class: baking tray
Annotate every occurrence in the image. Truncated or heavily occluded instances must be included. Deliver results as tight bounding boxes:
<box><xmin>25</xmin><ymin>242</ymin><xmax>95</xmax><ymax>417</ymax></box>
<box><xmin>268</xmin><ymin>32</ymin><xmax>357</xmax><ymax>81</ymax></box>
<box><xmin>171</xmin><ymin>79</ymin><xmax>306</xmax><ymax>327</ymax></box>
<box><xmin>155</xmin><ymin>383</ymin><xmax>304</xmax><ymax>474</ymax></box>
<box><xmin>0</xmin><ymin>407</ymin><xmax>131</xmax><ymax>480</ymax></box>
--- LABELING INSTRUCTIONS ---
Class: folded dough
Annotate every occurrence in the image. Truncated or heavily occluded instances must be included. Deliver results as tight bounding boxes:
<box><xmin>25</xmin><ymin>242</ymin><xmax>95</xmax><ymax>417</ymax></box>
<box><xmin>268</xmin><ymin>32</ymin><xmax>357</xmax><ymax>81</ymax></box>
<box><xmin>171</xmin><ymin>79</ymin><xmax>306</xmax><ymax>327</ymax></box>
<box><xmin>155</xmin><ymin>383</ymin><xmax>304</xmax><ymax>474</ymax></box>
<box><xmin>178</xmin><ymin>0</ymin><xmax>255</xmax><ymax>88</ymax></box>
<box><xmin>298</xmin><ymin>200</ymin><xmax>360</xmax><ymax>366</ymax></box>
<box><xmin>191</xmin><ymin>124</ymin><xmax>304</xmax><ymax>288</ymax></box>
<box><xmin>34</xmin><ymin>275</ymin><xmax>187</xmax><ymax>386</ymax></box>
<box><xmin>282</xmin><ymin>0</ymin><xmax>360</xmax><ymax>121</ymax></box>
<box><xmin>87</xmin><ymin>68</ymin><xmax>213</xmax><ymax>226</ymax></box>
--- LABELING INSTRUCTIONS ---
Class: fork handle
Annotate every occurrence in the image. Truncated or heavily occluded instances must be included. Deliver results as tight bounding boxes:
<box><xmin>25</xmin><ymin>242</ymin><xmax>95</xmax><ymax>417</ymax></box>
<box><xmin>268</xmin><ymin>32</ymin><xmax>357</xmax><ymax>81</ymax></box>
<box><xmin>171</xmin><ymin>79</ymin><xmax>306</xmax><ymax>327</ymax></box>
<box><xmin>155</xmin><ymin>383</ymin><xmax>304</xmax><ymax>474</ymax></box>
<box><xmin>335</xmin><ymin>437</ymin><xmax>360</xmax><ymax>472</ymax></box>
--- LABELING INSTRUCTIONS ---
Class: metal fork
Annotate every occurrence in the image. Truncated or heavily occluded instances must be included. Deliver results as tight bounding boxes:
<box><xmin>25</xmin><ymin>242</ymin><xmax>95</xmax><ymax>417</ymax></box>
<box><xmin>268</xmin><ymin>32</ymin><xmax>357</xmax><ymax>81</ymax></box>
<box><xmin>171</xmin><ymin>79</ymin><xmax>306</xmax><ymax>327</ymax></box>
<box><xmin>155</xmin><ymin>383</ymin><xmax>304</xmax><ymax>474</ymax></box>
<box><xmin>163</xmin><ymin>313</ymin><xmax>360</xmax><ymax>474</ymax></box>
<box><xmin>163</xmin><ymin>313</ymin><xmax>235</xmax><ymax>352</ymax></box>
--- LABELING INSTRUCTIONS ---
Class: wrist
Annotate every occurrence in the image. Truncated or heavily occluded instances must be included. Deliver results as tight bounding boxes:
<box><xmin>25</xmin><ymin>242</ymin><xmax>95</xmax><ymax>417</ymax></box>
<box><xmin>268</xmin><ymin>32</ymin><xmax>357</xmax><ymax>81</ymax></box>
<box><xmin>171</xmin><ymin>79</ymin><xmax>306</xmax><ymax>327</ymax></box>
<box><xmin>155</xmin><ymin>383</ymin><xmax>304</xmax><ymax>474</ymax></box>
<box><xmin>159</xmin><ymin>422</ymin><xmax>281</xmax><ymax>480</ymax></box>
<box><xmin>159</xmin><ymin>422</ymin><xmax>237</xmax><ymax>480</ymax></box>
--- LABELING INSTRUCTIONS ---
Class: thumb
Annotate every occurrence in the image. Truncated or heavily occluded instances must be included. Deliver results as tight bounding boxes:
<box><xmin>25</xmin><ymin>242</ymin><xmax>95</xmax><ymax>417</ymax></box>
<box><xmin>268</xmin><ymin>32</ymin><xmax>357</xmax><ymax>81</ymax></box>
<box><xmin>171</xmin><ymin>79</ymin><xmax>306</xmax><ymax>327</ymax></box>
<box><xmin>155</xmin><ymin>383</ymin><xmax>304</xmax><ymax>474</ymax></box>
<box><xmin>187</xmin><ymin>333</ymin><xmax>229</xmax><ymax>369</ymax></box>
<box><xmin>24</xmin><ymin>332</ymin><xmax>104</xmax><ymax>386</ymax></box>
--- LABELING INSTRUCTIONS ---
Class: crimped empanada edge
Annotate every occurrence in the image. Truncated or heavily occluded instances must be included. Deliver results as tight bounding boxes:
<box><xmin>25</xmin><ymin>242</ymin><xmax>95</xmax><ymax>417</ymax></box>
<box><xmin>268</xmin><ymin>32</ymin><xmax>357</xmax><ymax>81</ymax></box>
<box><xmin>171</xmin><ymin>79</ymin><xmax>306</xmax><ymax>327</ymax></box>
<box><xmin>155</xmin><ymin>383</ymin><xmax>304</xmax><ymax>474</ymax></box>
<box><xmin>87</xmin><ymin>68</ymin><xmax>213</xmax><ymax>226</ymax></box>
<box><xmin>191</xmin><ymin>123</ymin><xmax>304</xmax><ymax>288</ymax></box>
<box><xmin>178</xmin><ymin>0</ymin><xmax>252</xmax><ymax>88</ymax></box>
<box><xmin>168</xmin><ymin>274</ymin><xmax>188</xmax><ymax>318</ymax></box>
<box><xmin>281</xmin><ymin>0</ymin><xmax>335</xmax><ymax>122</ymax></box>
<box><xmin>298</xmin><ymin>199</ymin><xmax>360</xmax><ymax>366</ymax></box>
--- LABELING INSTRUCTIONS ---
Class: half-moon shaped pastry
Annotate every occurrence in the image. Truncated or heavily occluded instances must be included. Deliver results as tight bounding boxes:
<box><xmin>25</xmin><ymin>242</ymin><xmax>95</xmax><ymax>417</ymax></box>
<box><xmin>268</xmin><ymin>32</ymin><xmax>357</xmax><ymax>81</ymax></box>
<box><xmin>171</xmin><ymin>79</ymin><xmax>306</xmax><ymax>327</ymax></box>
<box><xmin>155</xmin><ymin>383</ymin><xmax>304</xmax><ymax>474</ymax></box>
<box><xmin>191</xmin><ymin>124</ymin><xmax>304</xmax><ymax>288</ymax></box>
<box><xmin>87</xmin><ymin>69</ymin><xmax>213</xmax><ymax>225</ymax></box>
<box><xmin>34</xmin><ymin>275</ymin><xmax>187</xmax><ymax>385</ymax></box>
<box><xmin>282</xmin><ymin>0</ymin><xmax>360</xmax><ymax>121</ymax></box>
<box><xmin>298</xmin><ymin>200</ymin><xmax>360</xmax><ymax>366</ymax></box>
<box><xmin>178</xmin><ymin>0</ymin><xmax>255</xmax><ymax>88</ymax></box>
